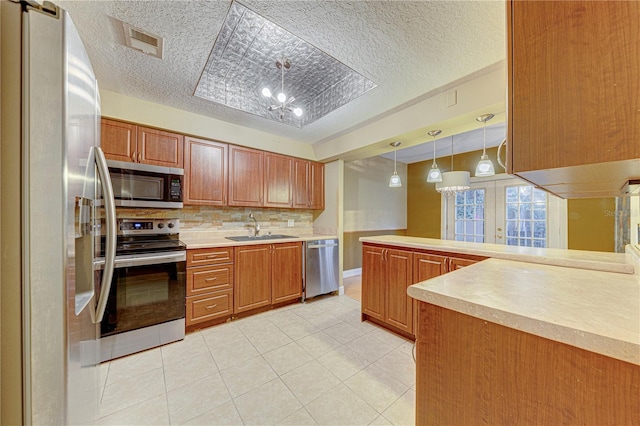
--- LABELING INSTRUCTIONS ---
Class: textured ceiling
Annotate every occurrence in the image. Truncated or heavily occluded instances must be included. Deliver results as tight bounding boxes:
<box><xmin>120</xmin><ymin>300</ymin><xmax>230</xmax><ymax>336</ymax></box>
<box><xmin>58</xmin><ymin>0</ymin><xmax>506</xmax><ymax>145</ymax></box>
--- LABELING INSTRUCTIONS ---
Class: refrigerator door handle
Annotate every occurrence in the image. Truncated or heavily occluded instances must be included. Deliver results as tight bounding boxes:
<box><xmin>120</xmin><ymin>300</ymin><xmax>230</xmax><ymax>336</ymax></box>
<box><xmin>94</xmin><ymin>147</ymin><xmax>116</xmax><ymax>324</ymax></box>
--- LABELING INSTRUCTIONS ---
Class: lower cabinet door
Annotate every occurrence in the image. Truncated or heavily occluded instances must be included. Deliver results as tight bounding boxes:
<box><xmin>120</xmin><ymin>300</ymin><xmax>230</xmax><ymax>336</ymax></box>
<box><xmin>362</xmin><ymin>245</ymin><xmax>386</xmax><ymax>321</ymax></box>
<box><xmin>271</xmin><ymin>242</ymin><xmax>302</xmax><ymax>303</ymax></box>
<box><xmin>186</xmin><ymin>290</ymin><xmax>232</xmax><ymax>326</ymax></box>
<box><xmin>385</xmin><ymin>248</ymin><xmax>414</xmax><ymax>334</ymax></box>
<box><xmin>234</xmin><ymin>244</ymin><xmax>271</xmax><ymax>313</ymax></box>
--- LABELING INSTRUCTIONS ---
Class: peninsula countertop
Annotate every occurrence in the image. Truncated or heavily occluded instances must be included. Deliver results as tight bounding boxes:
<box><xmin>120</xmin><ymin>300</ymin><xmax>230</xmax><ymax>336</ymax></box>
<box><xmin>359</xmin><ymin>235</ymin><xmax>635</xmax><ymax>274</ymax></box>
<box><xmin>181</xmin><ymin>231</ymin><xmax>338</xmax><ymax>249</ymax></box>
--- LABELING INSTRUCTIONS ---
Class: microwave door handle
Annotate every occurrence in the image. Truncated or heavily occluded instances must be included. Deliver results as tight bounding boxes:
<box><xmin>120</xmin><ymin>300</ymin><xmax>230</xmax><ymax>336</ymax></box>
<box><xmin>94</xmin><ymin>147</ymin><xmax>116</xmax><ymax>324</ymax></box>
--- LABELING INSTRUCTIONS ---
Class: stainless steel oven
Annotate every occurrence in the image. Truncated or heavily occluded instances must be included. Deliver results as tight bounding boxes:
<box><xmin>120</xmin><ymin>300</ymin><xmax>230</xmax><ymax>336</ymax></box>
<box><xmin>97</xmin><ymin>218</ymin><xmax>186</xmax><ymax>362</ymax></box>
<box><xmin>106</xmin><ymin>160</ymin><xmax>183</xmax><ymax>208</ymax></box>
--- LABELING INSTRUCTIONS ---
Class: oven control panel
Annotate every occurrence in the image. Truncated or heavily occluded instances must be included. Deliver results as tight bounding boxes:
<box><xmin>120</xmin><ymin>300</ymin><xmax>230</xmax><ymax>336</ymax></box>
<box><xmin>118</xmin><ymin>218</ymin><xmax>180</xmax><ymax>235</ymax></box>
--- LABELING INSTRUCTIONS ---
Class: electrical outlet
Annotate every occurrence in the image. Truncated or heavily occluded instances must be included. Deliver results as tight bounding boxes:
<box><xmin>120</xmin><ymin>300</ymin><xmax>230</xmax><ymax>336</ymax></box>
<box><xmin>287</xmin><ymin>219</ymin><xmax>294</xmax><ymax>227</ymax></box>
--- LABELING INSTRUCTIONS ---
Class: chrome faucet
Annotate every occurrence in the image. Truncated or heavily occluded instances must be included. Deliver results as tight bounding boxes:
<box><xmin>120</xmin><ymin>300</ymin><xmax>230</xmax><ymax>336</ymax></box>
<box><xmin>249</xmin><ymin>213</ymin><xmax>260</xmax><ymax>237</ymax></box>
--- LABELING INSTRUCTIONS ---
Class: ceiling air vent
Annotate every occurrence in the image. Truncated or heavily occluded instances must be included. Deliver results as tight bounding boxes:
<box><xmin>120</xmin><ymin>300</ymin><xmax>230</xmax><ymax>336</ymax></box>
<box><xmin>122</xmin><ymin>22</ymin><xmax>163</xmax><ymax>59</ymax></box>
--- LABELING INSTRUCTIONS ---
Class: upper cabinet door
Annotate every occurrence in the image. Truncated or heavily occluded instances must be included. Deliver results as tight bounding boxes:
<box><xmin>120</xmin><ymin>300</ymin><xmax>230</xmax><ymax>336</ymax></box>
<box><xmin>508</xmin><ymin>0</ymin><xmax>640</xmax><ymax>197</ymax></box>
<box><xmin>293</xmin><ymin>159</ymin><xmax>310</xmax><ymax>209</ymax></box>
<box><xmin>184</xmin><ymin>137</ymin><xmax>228</xmax><ymax>206</ymax></box>
<box><xmin>137</xmin><ymin>126</ymin><xmax>184</xmax><ymax>168</ymax></box>
<box><xmin>264</xmin><ymin>153</ymin><xmax>293</xmax><ymax>208</ymax></box>
<box><xmin>100</xmin><ymin>119</ymin><xmax>137</xmax><ymax>163</ymax></box>
<box><xmin>228</xmin><ymin>145</ymin><xmax>264</xmax><ymax>207</ymax></box>
<box><xmin>293</xmin><ymin>159</ymin><xmax>324</xmax><ymax>210</ymax></box>
<box><xmin>309</xmin><ymin>161</ymin><xmax>324</xmax><ymax>210</ymax></box>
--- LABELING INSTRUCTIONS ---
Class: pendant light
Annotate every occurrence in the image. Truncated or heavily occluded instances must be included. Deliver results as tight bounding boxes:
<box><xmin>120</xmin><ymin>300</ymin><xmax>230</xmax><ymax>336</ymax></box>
<box><xmin>426</xmin><ymin>129</ymin><xmax>442</xmax><ymax>183</ymax></box>
<box><xmin>436</xmin><ymin>134</ymin><xmax>470</xmax><ymax>197</ymax></box>
<box><xmin>388</xmin><ymin>141</ymin><xmax>402</xmax><ymax>188</ymax></box>
<box><xmin>475</xmin><ymin>113</ymin><xmax>495</xmax><ymax>177</ymax></box>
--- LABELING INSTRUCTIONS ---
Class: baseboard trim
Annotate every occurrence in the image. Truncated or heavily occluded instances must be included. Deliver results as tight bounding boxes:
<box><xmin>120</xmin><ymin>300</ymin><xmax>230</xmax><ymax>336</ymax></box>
<box><xmin>343</xmin><ymin>268</ymin><xmax>362</xmax><ymax>278</ymax></box>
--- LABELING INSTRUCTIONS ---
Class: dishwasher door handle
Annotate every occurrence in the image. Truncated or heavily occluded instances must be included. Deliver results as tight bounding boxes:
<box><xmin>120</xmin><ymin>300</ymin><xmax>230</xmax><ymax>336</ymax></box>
<box><xmin>307</xmin><ymin>243</ymin><xmax>338</xmax><ymax>249</ymax></box>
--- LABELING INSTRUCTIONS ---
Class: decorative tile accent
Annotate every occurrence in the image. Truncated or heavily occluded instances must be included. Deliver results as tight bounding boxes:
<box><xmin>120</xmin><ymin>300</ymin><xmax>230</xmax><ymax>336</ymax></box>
<box><xmin>115</xmin><ymin>206</ymin><xmax>314</xmax><ymax>236</ymax></box>
<box><xmin>194</xmin><ymin>2</ymin><xmax>377</xmax><ymax>127</ymax></box>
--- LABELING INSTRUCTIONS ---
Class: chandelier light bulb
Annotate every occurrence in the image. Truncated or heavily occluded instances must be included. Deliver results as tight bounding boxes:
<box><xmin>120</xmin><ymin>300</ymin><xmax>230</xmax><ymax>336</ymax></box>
<box><xmin>277</xmin><ymin>92</ymin><xmax>286</xmax><ymax>103</ymax></box>
<box><xmin>293</xmin><ymin>107</ymin><xmax>302</xmax><ymax>117</ymax></box>
<box><xmin>261</xmin><ymin>87</ymin><xmax>272</xmax><ymax>98</ymax></box>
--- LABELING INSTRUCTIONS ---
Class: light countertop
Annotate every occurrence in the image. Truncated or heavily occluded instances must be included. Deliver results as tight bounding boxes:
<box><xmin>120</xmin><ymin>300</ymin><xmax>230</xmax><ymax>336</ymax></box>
<box><xmin>360</xmin><ymin>235</ymin><xmax>635</xmax><ymax>274</ymax></box>
<box><xmin>181</xmin><ymin>232</ymin><xmax>338</xmax><ymax>249</ymax></box>
<box><xmin>407</xmin><ymin>257</ymin><xmax>640</xmax><ymax>365</ymax></box>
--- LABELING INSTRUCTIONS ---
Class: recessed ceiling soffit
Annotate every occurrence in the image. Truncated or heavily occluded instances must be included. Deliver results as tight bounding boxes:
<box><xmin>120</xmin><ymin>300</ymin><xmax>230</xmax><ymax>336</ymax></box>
<box><xmin>194</xmin><ymin>1</ymin><xmax>377</xmax><ymax>128</ymax></box>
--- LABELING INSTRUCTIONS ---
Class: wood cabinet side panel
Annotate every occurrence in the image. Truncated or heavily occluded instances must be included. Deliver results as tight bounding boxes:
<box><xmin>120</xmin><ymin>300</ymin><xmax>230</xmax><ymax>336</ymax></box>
<box><xmin>137</xmin><ymin>126</ymin><xmax>184</xmax><ymax>168</ymax></box>
<box><xmin>361</xmin><ymin>245</ymin><xmax>386</xmax><ymax>320</ymax></box>
<box><xmin>271</xmin><ymin>242</ymin><xmax>302</xmax><ymax>303</ymax></box>
<box><xmin>228</xmin><ymin>146</ymin><xmax>264</xmax><ymax>207</ymax></box>
<box><xmin>510</xmin><ymin>0</ymin><xmax>640</xmax><ymax>172</ymax></box>
<box><xmin>263</xmin><ymin>153</ymin><xmax>293</xmax><ymax>208</ymax></box>
<box><xmin>100</xmin><ymin>119</ymin><xmax>137</xmax><ymax>162</ymax></box>
<box><xmin>233</xmin><ymin>244</ymin><xmax>271</xmax><ymax>313</ymax></box>
<box><xmin>184</xmin><ymin>137</ymin><xmax>228</xmax><ymax>206</ymax></box>
<box><xmin>416</xmin><ymin>302</ymin><xmax>640</xmax><ymax>425</ymax></box>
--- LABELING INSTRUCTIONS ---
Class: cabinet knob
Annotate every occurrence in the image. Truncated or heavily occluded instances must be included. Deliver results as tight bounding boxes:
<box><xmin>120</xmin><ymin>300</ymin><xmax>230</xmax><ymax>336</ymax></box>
<box><xmin>138</xmin><ymin>153</ymin><xmax>141</xmax><ymax>162</ymax></box>
<box><xmin>131</xmin><ymin>151</ymin><xmax>136</xmax><ymax>162</ymax></box>
<box><xmin>205</xmin><ymin>304</ymin><xmax>218</xmax><ymax>310</ymax></box>
<box><xmin>205</xmin><ymin>277</ymin><xmax>218</xmax><ymax>282</ymax></box>
<box><xmin>496</xmin><ymin>235</ymin><xmax>503</xmax><ymax>239</ymax></box>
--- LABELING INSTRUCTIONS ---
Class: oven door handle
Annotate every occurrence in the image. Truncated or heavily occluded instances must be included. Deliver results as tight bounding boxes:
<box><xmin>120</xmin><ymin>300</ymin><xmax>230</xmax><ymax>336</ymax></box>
<box><xmin>94</xmin><ymin>147</ymin><xmax>116</xmax><ymax>324</ymax></box>
<box><xmin>94</xmin><ymin>252</ymin><xmax>187</xmax><ymax>269</ymax></box>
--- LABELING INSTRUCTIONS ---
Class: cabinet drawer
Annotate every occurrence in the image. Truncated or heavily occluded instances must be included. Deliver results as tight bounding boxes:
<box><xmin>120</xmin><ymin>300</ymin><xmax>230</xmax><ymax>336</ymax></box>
<box><xmin>187</xmin><ymin>247</ymin><xmax>233</xmax><ymax>266</ymax></box>
<box><xmin>187</xmin><ymin>265</ymin><xmax>233</xmax><ymax>296</ymax></box>
<box><xmin>186</xmin><ymin>290</ymin><xmax>232</xmax><ymax>326</ymax></box>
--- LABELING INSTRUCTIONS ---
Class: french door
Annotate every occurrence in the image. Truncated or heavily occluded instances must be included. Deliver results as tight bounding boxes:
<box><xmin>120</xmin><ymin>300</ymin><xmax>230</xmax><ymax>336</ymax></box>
<box><xmin>443</xmin><ymin>175</ymin><xmax>567</xmax><ymax>248</ymax></box>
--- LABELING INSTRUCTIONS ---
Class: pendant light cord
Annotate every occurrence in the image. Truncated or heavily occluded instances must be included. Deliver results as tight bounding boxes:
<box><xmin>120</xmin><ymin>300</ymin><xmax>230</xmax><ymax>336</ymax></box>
<box><xmin>394</xmin><ymin>146</ymin><xmax>398</xmax><ymax>173</ymax></box>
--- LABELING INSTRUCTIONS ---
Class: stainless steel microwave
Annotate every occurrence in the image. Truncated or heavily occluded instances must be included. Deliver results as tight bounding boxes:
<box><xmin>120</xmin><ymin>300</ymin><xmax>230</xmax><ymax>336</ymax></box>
<box><xmin>105</xmin><ymin>160</ymin><xmax>183</xmax><ymax>208</ymax></box>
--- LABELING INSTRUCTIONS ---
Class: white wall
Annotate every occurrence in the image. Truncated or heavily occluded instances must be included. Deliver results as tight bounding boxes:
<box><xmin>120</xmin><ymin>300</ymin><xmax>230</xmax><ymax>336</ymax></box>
<box><xmin>344</xmin><ymin>157</ymin><xmax>407</xmax><ymax>232</ymax></box>
<box><xmin>313</xmin><ymin>160</ymin><xmax>344</xmax><ymax>291</ymax></box>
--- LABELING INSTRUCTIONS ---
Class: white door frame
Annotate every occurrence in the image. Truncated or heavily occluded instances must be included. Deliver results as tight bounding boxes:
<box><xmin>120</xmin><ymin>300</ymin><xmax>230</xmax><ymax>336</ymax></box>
<box><xmin>441</xmin><ymin>174</ymin><xmax>568</xmax><ymax>248</ymax></box>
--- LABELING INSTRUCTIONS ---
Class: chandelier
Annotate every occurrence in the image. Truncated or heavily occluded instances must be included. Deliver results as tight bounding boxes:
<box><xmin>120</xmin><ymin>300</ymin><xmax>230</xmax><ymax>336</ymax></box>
<box><xmin>261</xmin><ymin>58</ymin><xmax>302</xmax><ymax>121</ymax></box>
<box><xmin>435</xmin><ymin>134</ymin><xmax>470</xmax><ymax>197</ymax></box>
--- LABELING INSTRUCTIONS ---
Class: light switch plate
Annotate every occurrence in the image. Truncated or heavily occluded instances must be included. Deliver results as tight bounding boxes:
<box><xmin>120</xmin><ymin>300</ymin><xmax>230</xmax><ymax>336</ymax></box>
<box><xmin>287</xmin><ymin>219</ymin><xmax>294</xmax><ymax>227</ymax></box>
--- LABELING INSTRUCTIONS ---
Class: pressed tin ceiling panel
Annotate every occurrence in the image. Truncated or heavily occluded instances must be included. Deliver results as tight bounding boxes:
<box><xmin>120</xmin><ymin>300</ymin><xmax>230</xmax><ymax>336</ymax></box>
<box><xmin>194</xmin><ymin>2</ymin><xmax>377</xmax><ymax>127</ymax></box>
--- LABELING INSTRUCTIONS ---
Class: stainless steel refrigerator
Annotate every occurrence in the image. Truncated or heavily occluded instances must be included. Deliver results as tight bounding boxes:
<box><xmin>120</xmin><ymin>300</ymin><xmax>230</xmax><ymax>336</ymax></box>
<box><xmin>0</xmin><ymin>1</ymin><xmax>116</xmax><ymax>424</ymax></box>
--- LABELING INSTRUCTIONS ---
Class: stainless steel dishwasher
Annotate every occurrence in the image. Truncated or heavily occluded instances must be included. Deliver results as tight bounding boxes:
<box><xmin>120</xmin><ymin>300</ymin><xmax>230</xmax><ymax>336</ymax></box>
<box><xmin>304</xmin><ymin>238</ymin><xmax>339</xmax><ymax>300</ymax></box>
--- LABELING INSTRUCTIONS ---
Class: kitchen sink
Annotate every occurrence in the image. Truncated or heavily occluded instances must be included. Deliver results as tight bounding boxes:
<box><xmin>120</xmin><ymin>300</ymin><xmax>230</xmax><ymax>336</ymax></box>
<box><xmin>225</xmin><ymin>234</ymin><xmax>298</xmax><ymax>242</ymax></box>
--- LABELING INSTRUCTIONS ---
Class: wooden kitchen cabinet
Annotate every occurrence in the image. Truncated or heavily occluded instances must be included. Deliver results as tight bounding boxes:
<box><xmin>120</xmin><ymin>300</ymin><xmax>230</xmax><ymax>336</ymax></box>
<box><xmin>100</xmin><ymin>119</ymin><xmax>137</xmax><ymax>163</ymax></box>
<box><xmin>507</xmin><ymin>0</ymin><xmax>640</xmax><ymax>197</ymax></box>
<box><xmin>414</xmin><ymin>251</ymin><xmax>484</xmax><ymax>280</ymax></box>
<box><xmin>183</xmin><ymin>136</ymin><xmax>227</xmax><ymax>206</ymax></box>
<box><xmin>228</xmin><ymin>146</ymin><xmax>264</xmax><ymax>207</ymax></box>
<box><xmin>186</xmin><ymin>247</ymin><xmax>234</xmax><ymax>329</ymax></box>
<box><xmin>271</xmin><ymin>242</ymin><xmax>302</xmax><ymax>303</ymax></box>
<box><xmin>101</xmin><ymin>118</ymin><xmax>184</xmax><ymax>168</ymax></box>
<box><xmin>362</xmin><ymin>244</ymin><xmax>414</xmax><ymax>337</ymax></box>
<box><xmin>264</xmin><ymin>153</ymin><xmax>293</xmax><ymax>208</ymax></box>
<box><xmin>293</xmin><ymin>159</ymin><xmax>324</xmax><ymax>210</ymax></box>
<box><xmin>234</xmin><ymin>242</ymin><xmax>302</xmax><ymax>314</ymax></box>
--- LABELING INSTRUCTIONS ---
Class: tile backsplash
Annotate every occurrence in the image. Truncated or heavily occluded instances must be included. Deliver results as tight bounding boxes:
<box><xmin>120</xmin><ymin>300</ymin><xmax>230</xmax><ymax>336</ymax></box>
<box><xmin>116</xmin><ymin>206</ymin><xmax>315</xmax><ymax>237</ymax></box>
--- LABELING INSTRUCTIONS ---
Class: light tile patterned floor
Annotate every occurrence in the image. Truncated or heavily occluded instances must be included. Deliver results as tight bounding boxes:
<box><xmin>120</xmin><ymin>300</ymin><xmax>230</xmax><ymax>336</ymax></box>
<box><xmin>97</xmin><ymin>294</ymin><xmax>416</xmax><ymax>426</ymax></box>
